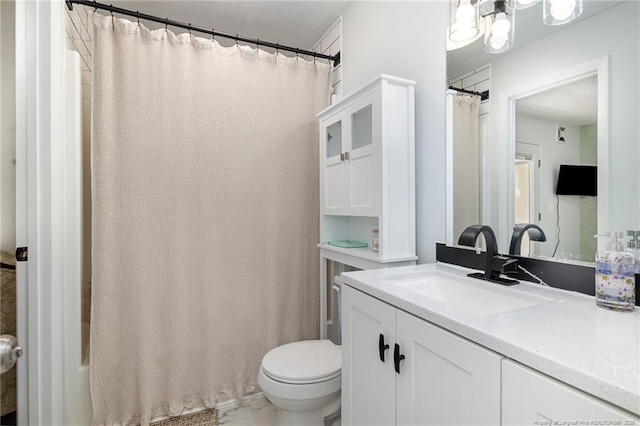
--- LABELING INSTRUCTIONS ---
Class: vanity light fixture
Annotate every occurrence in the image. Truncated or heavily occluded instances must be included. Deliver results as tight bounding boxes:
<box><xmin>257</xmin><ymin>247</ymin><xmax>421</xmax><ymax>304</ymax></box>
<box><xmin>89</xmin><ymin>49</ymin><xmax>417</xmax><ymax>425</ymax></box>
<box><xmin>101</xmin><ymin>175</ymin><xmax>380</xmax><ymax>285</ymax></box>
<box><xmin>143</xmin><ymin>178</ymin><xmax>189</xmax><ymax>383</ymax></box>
<box><xmin>447</xmin><ymin>0</ymin><xmax>583</xmax><ymax>53</ymax></box>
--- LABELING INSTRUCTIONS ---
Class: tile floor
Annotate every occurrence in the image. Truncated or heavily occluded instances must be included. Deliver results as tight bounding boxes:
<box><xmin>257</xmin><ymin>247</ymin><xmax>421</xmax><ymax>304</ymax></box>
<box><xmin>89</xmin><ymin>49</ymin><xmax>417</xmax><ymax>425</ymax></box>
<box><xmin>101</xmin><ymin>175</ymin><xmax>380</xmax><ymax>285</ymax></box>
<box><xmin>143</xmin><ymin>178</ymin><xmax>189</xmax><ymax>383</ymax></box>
<box><xmin>218</xmin><ymin>396</ymin><xmax>277</xmax><ymax>426</ymax></box>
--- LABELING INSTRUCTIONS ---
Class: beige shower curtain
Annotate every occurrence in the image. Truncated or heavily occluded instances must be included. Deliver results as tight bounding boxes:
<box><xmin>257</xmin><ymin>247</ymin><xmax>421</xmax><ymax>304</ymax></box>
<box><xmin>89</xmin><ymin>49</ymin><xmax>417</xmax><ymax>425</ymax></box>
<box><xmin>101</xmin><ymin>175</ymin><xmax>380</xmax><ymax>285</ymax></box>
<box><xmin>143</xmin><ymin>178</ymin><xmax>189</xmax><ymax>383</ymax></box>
<box><xmin>90</xmin><ymin>14</ymin><xmax>330</xmax><ymax>425</ymax></box>
<box><xmin>452</xmin><ymin>93</ymin><xmax>481</xmax><ymax>241</ymax></box>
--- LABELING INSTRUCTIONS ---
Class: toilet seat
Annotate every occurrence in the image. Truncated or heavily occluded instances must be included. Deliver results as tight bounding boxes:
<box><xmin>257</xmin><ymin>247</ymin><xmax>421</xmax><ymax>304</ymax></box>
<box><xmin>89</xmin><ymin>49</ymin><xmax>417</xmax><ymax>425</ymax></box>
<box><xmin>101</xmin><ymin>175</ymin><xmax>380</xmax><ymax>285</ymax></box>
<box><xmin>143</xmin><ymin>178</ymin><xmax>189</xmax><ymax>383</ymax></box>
<box><xmin>261</xmin><ymin>340</ymin><xmax>341</xmax><ymax>384</ymax></box>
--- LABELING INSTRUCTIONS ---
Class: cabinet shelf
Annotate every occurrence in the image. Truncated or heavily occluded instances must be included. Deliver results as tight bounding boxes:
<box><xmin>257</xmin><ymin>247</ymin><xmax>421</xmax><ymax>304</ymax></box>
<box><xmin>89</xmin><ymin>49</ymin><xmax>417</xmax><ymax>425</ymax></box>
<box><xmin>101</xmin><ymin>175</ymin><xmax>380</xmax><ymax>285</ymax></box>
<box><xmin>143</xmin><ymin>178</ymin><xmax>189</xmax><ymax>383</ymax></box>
<box><xmin>318</xmin><ymin>243</ymin><xmax>418</xmax><ymax>264</ymax></box>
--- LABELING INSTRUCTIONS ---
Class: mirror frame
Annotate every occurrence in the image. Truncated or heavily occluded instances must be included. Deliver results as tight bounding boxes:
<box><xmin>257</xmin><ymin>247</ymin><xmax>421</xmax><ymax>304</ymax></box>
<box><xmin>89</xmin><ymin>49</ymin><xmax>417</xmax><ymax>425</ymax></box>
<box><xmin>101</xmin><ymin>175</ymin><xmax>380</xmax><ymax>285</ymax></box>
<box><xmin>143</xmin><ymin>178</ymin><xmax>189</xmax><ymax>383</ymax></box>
<box><xmin>497</xmin><ymin>56</ymin><xmax>610</xmax><ymax>256</ymax></box>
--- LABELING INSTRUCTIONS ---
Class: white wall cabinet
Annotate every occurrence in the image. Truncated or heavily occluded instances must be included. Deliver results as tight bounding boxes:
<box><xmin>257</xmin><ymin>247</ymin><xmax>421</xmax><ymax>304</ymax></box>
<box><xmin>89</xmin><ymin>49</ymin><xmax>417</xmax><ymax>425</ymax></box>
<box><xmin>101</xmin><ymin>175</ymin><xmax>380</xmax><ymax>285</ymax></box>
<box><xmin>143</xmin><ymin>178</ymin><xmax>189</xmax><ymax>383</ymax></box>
<box><xmin>321</xmin><ymin>93</ymin><xmax>379</xmax><ymax>216</ymax></box>
<box><xmin>342</xmin><ymin>285</ymin><xmax>503</xmax><ymax>425</ymax></box>
<box><xmin>502</xmin><ymin>360</ymin><xmax>640</xmax><ymax>424</ymax></box>
<box><xmin>318</xmin><ymin>75</ymin><xmax>417</xmax><ymax>340</ymax></box>
<box><xmin>318</xmin><ymin>74</ymin><xmax>416</xmax><ymax>262</ymax></box>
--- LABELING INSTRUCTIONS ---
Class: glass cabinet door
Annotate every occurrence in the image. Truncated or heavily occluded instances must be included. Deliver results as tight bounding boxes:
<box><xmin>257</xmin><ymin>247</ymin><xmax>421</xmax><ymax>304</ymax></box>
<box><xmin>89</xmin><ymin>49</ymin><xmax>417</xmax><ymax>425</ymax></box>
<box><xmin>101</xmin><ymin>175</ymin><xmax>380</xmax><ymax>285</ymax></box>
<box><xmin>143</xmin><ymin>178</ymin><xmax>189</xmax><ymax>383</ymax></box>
<box><xmin>346</xmin><ymin>96</ymin><xmax>379</xmax><ymax>215</ymax></box>
<box><xmin>326</xmin><ymin>120</ymin><xmax>343</xmax><ymax>159</ymax></box>
<box><xmin>351</xmin><ymin>104</ymin><xmax>372</xmax><ymax>151</ymax></box>
<box><xmin>322</xmin><ymin>116</ymin><xmax>348</xmax><ymax>214</ymax></box>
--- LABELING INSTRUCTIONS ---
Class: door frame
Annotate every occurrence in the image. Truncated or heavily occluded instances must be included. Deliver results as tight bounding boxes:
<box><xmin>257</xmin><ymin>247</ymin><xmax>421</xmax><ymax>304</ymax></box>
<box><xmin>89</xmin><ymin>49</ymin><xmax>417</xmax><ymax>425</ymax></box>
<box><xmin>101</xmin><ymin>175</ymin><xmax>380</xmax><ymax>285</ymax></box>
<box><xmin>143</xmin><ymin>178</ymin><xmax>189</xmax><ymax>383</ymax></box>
<box><xmin>15</xmin><ymin>0</ymin><xmax>67</xmax><ymax>423</ymax></box>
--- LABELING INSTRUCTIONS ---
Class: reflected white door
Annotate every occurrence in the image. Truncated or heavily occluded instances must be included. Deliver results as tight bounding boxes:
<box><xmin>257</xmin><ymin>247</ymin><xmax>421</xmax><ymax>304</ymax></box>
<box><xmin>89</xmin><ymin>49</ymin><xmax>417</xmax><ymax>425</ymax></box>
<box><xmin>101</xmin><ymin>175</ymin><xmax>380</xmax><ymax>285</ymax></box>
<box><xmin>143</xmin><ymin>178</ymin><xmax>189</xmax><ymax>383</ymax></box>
<box><xmin>515</xmin><ymin>142</ymin><xmax>540</xmax><ymax>256</ymax></box>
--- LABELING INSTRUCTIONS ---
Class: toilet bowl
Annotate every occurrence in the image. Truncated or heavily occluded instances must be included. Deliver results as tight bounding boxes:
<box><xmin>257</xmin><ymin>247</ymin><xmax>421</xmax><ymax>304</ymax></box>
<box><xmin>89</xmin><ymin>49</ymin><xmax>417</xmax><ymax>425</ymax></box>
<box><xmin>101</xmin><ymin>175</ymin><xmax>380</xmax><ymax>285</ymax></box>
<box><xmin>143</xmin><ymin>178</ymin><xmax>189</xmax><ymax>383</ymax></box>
<box><xmin>258</xmin><ymin>340</ymin><xmax>341</xmax><ymax>425</ymax></box>
<box><xmin>258</xmin><ymin>277</ymin><xmax>343</xmax><ymax>426</ymax></box>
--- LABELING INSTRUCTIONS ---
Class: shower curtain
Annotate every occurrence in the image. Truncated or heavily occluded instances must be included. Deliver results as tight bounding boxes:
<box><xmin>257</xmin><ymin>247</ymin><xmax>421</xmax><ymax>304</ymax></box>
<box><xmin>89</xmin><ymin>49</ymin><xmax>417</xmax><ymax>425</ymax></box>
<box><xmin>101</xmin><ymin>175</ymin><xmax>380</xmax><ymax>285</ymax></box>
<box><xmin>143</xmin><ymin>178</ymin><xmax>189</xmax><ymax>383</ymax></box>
<box><xmin>90</xmin><ymin>14</ymin><xmax>330</xmax><ymax>425</ymax></box>
<box><xmin>452</xmin><ymin>93</ymin><xmax>481</xmax><ymax>241</ymax></box>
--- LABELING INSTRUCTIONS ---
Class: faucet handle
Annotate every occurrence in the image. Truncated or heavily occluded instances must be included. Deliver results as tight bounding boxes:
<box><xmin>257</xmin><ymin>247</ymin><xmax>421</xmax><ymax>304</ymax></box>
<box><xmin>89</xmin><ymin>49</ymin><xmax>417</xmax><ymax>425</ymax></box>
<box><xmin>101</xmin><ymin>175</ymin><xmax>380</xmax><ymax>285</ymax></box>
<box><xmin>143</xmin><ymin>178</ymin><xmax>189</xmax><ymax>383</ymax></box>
<box><xmin>492</xmin><ymin>255</ymin><xmax>518</xmax><ymax>274</ymax></box>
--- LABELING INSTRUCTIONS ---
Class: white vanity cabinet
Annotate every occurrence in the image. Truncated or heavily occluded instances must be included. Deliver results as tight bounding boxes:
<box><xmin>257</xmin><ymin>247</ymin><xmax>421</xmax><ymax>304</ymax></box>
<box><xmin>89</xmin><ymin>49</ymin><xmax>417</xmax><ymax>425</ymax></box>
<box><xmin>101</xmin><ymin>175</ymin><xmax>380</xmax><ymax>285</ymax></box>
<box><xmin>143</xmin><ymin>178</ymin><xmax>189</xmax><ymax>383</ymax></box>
<box><xmin>502</xmin><ymin>360</ymin><xmax>640</xmax><ymax>424</ymax></box>
<box><xmin>342</xmin><ymin>285</ymin><xmax>503</xmax><ymax>425</ymax></box>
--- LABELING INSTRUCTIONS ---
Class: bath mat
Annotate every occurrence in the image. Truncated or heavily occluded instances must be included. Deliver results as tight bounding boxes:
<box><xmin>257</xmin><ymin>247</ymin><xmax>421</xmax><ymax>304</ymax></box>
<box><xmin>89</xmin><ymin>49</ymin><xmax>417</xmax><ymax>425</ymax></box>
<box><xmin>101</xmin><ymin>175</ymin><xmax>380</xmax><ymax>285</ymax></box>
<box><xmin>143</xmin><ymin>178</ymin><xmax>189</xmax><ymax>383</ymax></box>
<box><xmin>150</xmin><ymin>408</ymin><xmax>218</xmax><ymax>426</ymax></box>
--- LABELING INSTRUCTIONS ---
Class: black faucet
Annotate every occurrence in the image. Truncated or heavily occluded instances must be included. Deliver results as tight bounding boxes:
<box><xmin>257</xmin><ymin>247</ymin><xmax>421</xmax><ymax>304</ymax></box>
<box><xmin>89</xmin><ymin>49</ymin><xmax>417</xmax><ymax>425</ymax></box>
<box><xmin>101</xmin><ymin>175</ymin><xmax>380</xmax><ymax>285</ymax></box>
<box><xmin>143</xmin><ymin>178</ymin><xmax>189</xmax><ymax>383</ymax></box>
<box><xmin>509</xmin><ymin>223</ymin><xmax>547</xmax><ymax>256</ymax></box>
<box><xmin>457</xmin><ymin>225</ymin><xmax>519</xmax><ymax>285</ymax></box>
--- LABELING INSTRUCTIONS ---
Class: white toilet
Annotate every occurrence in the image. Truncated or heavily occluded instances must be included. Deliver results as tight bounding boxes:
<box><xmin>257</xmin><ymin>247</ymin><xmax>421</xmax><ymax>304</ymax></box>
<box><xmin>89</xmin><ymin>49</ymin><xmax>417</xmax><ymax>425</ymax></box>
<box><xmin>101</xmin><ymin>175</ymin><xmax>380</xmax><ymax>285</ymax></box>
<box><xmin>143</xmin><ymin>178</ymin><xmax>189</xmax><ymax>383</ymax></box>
<box><xmin>258</xmin><ymin>278</ymin><xmax>343</xmax><ymax>425</ymax></box>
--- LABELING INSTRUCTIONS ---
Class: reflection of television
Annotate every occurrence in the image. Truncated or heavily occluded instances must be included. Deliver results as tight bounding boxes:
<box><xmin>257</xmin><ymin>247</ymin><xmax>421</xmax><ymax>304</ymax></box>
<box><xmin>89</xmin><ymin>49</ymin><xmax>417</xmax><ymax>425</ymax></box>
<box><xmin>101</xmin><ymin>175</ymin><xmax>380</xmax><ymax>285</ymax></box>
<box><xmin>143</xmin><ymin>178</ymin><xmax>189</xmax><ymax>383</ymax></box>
<box><xmin>555</xmin><ymin>165</ymin><xmax>597</xmax><ymax>196</ymax></box>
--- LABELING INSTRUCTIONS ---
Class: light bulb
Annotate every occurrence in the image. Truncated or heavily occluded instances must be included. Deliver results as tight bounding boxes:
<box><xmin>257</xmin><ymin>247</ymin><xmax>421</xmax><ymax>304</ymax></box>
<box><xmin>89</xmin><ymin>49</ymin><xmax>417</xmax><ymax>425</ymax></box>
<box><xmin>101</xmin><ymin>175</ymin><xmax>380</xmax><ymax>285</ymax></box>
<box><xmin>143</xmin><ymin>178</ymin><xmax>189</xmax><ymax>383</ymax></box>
<box><xmin>456</xmin><ymin>0</ymin><xmax>476</xmax><ymax>23</ymax></box>
<box><xmin>550</xmin><ymin>0</ymin><xmax>576</xmax><ymax>21</ymax></box>
<box><xmin>449</xmin><ymin>0</ymin><xmax>479</xmax><ymax>42</ymax></box>
<box><xmin>491</xmin><ymin>12</ymin><xmax>511</xmax><ymax>36</ymax></box>
<box><xmin>490</xmin><ymin>34</ymin><xmax>508</xmax><ymax>50</ymax></box>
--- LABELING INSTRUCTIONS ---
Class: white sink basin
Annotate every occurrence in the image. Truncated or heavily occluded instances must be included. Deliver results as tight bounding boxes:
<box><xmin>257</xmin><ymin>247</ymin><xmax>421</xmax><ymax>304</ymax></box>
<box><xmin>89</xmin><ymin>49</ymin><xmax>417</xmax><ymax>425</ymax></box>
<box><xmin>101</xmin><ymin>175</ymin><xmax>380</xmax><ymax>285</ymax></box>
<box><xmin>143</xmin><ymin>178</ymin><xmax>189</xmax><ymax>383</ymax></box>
<box><xmin>383</xmin><ymin>271</ymin><xmax>542</xmax><ymax>316</ymax></box>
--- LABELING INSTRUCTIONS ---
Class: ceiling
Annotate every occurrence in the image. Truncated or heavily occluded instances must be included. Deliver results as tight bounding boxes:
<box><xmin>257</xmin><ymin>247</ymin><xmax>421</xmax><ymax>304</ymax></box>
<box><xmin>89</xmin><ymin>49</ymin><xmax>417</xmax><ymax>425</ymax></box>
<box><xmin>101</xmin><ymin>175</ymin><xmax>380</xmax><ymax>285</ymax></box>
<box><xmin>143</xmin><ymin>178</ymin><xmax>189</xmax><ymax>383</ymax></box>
<box><xmin>110</xmin><ymin>1</ymin><xmax>352</xmax><ymax>50</ymax></box>
<box><xmin>516</xmin><ymin>74</ymin><xmax>598</xmax><ymax>125</ymax></box>
<box><xmin>447</xmin><ymin>0</ymin><xmax>623</xmax><ymax>79</ymax></box>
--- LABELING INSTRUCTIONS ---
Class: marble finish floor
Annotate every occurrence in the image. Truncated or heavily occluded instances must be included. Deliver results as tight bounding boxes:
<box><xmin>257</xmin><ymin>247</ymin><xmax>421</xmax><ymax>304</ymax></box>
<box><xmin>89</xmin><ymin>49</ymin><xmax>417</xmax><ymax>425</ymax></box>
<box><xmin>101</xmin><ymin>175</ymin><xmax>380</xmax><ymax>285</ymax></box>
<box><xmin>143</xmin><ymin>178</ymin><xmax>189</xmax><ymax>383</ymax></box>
<box><xmin>218</xmin><ymin>396</ymin><xmax>277</xmax><ymax>426</ymax></box>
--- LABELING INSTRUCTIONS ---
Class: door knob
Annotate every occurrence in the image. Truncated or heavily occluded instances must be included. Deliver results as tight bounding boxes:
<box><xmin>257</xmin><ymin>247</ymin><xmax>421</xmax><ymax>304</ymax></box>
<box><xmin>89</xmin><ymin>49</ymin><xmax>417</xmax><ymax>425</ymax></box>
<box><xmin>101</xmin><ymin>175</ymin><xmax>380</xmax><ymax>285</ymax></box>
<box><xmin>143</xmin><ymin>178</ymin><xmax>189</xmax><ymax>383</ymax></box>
<box><xmin>0</xmin><ymin>334</ymin><xmax>23</xmax><ymax>374</ymax></box>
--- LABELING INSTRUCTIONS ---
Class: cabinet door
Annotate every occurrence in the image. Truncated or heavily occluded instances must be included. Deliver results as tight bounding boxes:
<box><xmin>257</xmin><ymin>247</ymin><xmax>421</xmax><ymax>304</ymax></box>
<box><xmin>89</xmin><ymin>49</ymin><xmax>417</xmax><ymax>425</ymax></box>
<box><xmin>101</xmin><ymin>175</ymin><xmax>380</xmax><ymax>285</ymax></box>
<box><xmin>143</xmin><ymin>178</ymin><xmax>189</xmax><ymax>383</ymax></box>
<box><xmin>342</xmin><ymin>285</ymin><xmax>396</xmax><ymax>426</ymax></box>
<box><xmin>396</xmin><ymin>310</ymin><xmax>502</xmax><ymax>425</ymax></box>
<box><xmin>502</xmin><ymin>360</ymin><xmax>640</xmax><ymax>424</ymax></box>
<box><xmin>321</xmin><ymin>115</ymin><xmax>348</xmax><ymax>214</ymax></box>
<box><xmin>346</xmin><ymin>94</ymin><xmax>379</xmax><ymax>215</ymax></box>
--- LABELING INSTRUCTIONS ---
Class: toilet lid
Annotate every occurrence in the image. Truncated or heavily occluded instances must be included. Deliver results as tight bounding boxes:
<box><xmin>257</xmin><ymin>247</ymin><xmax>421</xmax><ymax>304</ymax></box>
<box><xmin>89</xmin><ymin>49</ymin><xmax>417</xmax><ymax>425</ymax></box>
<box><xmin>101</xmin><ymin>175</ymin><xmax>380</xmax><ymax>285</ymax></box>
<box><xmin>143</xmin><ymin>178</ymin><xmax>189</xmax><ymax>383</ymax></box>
<box><xmin>262</xmin><ymin>340</ymin><xmax>341</xmax><ymax>383</ymax></box>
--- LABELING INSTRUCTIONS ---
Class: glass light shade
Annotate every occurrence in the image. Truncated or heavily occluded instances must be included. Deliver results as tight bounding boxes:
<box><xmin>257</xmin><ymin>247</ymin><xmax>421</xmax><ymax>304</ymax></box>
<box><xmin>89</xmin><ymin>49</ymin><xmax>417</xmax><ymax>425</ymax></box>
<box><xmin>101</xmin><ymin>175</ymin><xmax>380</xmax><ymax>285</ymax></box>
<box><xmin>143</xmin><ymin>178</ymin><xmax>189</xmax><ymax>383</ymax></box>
<box><xmin>543</xmin><ymin>0</ymin><xmax>582</xmax><ymax>25</ymax></box>
<box><xmin>513</xmin><ymin>0</ymin><xmax>540</xmax><ymax>9</ymax></box>
<box><xmin>446</xmin><ymin>16</ymin><xmax>486</xmax><ymax>51</ymax></box>
<box><xmin>484</xmin><ymin>4</ymin><xmax>515</xmax><ymax>54</ymax></box>
<box><xmin>449</xmin><ymin>0</ymin><xmax>480</xmax><ymax>42</ymax></box>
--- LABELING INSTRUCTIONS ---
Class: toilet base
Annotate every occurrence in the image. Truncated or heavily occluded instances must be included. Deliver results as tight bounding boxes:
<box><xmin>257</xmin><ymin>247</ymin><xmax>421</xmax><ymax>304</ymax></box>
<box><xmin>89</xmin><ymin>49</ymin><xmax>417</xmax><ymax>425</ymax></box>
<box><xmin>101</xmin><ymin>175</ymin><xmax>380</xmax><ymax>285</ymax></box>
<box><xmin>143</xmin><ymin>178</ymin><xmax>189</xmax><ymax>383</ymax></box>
<box><xmin>273</xmin><ymin>393</ymin><xmax>340</xmax><ymax>426</ymax></box>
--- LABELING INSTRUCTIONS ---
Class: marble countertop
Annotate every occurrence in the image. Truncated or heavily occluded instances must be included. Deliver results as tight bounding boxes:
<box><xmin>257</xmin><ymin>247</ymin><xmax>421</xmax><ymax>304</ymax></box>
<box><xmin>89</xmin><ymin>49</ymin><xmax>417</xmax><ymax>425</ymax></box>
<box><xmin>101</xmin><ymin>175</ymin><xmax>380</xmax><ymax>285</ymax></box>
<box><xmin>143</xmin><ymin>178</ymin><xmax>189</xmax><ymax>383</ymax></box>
<box><xmin>340</xmin><ymin>262</ymin><xmax>640</xmax><ymax>417</ymax></box>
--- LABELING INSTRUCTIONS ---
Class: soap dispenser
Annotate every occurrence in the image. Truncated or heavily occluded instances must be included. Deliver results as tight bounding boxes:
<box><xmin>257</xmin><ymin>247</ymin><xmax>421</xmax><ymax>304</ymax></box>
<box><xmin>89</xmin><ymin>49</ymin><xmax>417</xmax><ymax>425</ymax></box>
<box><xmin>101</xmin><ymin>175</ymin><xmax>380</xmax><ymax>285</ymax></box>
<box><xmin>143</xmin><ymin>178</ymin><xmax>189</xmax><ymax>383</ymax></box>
<box><xmin>595</xmin><ymin>232</ymin><xmax>635</xmax><ymax>311</ymax></box>
<box><xmin>624</xmin><ymin>230</ymin><xmax>640</xmax><ymax>274</ymax></box>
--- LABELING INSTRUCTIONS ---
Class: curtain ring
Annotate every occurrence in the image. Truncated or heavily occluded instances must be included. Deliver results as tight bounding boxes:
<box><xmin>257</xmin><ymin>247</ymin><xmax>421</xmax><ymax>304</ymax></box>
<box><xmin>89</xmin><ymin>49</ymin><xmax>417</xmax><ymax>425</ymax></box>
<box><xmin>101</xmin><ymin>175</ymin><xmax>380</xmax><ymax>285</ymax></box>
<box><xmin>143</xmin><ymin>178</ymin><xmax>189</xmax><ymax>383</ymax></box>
<box><xmin>211</xmin><ymin>29</ymin><xmax>215</xmax><ymax>43</ymax></box>
<box><xmin>110</xmin><ymin>5</ymin><xmax>114</xmax><ymax>26</ymax></box>
<box><xmin>295</xmin><ymin>48</ymin><xmax>300</xmax><ymax>59</ymax></box>
<box><xmin>188</xmin><ymin>23</ymin><xmax>192</xmax><ymax>36</ymax></box>
<box><xmin>93</xmin><ymin>0</ymin><xmax>97</xmax><ymax>13</ymax></box>
<box><xmin>256</xmin><ymin>39</ymin><xmax>260</xmax><ymax>51</ymax></box>
<box><xmin>275</xmin><ymin>43</ymin><xmax>279</xmax><ymax>55</ymax></box>
<box><xmin>235</xmin><ymin>34</ymin><xmax>239</xmax><ymax>47</ymax></box>
<box><xmin>136</xmin><ymin>11</ymin><xmax>140</xmax><ymax>26</ymax></box>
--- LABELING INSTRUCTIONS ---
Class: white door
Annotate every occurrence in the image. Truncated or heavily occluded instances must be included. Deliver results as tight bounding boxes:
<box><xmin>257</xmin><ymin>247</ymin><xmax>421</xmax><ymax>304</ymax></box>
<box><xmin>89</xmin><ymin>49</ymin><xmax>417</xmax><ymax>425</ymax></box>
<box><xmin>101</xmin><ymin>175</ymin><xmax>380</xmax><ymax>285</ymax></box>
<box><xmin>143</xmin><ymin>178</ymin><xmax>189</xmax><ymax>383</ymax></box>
<box><xmin>1</xmin><ymin>1</ymin><xmax>23</xmax><ymax>423</ymax></box>
<box><xmin>341</xmin><ymin>285</ymin><xmax>396</xmax><ymax>426</ymax></box>
<box><xmin>396</xmin><ymin>310</ymin><xmax>502</xmax><ymax>425</ymax></box>
<box><xmin>63</xmin><ymin>50</ymin><xmax>93</xmax><ymax>426</ymax></box>
<box><xmin>502</xmin><ymin>360</ymin><xmax>639</xmax><ymax>424</ymax></box>
<box><xmin>10</xmin><ymin>2</ymin><xmax>93</xmax><ymax>422</ymax></box>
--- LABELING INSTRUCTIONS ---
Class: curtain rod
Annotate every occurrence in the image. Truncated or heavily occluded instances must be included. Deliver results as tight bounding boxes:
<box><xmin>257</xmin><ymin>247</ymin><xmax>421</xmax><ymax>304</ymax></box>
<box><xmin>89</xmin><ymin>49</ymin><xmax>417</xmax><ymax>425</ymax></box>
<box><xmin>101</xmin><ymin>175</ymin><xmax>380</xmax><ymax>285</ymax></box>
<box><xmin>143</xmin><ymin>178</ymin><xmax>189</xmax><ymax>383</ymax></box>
<box><xmin>448</xmin><ymin>86</ymin><xmax>490</xmax><ymax>101</ymax></box>
<box><xmin>65</xmin><ymin>0</ymin><xmax>341</xmax><ymax>66</ymax></box>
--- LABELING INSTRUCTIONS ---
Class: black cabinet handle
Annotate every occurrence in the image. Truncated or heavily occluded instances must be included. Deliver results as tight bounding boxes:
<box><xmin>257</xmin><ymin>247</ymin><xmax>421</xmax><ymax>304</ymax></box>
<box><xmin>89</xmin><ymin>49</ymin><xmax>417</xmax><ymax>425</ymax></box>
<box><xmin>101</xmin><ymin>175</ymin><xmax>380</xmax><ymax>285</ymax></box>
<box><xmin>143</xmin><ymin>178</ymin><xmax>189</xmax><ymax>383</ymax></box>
<box><xmin>378</xmin><ymin>334</ymin><xmax>390</xmax><ymax>362</ymax></box>
<box><xmin>394</xmin><ymin>343</ymin><xmax>405</xmax><ymax>374</ymax></box>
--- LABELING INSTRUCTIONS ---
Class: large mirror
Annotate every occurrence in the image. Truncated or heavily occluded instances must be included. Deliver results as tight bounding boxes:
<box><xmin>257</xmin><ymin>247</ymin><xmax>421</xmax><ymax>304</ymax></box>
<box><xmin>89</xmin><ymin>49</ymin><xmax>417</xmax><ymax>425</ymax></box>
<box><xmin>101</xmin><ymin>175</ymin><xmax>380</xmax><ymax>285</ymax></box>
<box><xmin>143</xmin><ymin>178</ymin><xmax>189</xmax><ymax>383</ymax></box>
<box><xmin>445</xmin><ymin>0</ymin><xmax>639</xmax><ymax>263</ymax></box>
